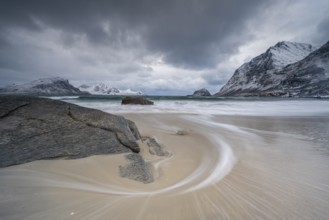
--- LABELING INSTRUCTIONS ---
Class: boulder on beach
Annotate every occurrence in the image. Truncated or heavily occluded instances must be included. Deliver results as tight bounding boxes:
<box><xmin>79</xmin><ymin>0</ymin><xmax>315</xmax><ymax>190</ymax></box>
<box><xmin>121</xmin><ymin>96</ymin><xmax>154</xmax><ymax>105</ymax></box>
<box><xmin>0</xmin><ymin>95</ymin><xmax>142</xmax><ymax>167</ymax></box>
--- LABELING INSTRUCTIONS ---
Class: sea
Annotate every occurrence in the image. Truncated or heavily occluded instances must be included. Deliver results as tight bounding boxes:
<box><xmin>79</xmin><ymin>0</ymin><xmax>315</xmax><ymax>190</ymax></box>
<box><xmin>51</xmin><ymin>95</ymin><xmax>329</xmax><ymax>116</ymax></box>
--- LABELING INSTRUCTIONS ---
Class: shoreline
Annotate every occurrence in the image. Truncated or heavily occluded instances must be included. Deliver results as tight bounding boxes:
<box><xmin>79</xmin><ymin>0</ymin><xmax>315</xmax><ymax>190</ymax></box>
<box><xmin>1</xmin><ymin>112</ymin><xmax>329</xmax><ymax>219</ymax></box>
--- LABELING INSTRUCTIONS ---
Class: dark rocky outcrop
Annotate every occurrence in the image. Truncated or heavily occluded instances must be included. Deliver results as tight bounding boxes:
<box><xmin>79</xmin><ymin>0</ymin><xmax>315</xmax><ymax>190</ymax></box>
<box><xmin>192</xmin><ymin>88</ymin><xmax>211</xmax><ymax>96</ymax></box>
<box><xmin>0</xmin><ymin>95</ymin><xmax>142</xmax><ymax>167</ymax></box>
<box><xmin>121</xmin><ymin>96</ymin><xmax>154</xmax><ymax>105</ymax></box>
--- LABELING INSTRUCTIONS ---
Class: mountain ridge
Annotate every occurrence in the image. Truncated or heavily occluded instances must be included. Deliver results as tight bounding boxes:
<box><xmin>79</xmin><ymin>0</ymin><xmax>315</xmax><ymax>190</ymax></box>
<box><xmin>78</xmin><ymin>83</ymin><xmax>143</xmax><ymax>96</ymax></box>
<box><xmin>215</xmin><ymin>40</ymin><xmax>329</xmax><ymax>97</ymax></box>
<box><xmin>0</xmin><ymin>77</ymin><xmax>87</xmax><ymax>96</ymax></box>
<box><xmin>262</xmin><ymin>40</ymin><xmax>329</xmax><ymax>97</ymax></box>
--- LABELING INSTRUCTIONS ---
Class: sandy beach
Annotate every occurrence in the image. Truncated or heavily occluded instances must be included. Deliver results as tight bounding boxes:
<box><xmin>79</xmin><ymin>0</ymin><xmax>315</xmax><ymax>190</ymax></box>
<box><xmin>1</xmin><ymin>113</ymin><xmax>329</xmax><ymax>219</ymax></box>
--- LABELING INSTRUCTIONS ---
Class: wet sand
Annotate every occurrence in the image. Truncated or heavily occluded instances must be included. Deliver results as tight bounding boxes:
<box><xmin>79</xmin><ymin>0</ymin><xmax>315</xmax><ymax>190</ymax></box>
<box><xmin>1</xmin><ymin>113</ymin><xmax>329</xmax><ymax>219</ymax></box>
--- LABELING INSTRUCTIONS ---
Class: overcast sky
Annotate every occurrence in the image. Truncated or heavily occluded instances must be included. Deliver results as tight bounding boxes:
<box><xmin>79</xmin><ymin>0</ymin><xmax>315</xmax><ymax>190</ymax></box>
<box><xmin>0</xmin><ymin>0</ymin><xmax>328</xmax><ymax>95</ymax></box>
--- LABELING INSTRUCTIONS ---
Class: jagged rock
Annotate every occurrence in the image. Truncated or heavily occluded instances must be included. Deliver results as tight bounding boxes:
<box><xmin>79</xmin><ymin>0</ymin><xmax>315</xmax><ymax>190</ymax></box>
<box><xmin>121</xmin><ymin>96</ymin><xmax>154</xmax><ymax>105</ymax></box>
<box><xmin>192</xmin><ymin>88</ymin><xmax>211</xmax><ymax>96</ymax></box>
<box><xmin>142</xmin><ymin>137</ymin><xmax>170</xmax><ymax>157</ymax></box>
<box><xmin>0</xmin><ymin>95</ymin><xmax>142</xmax><ymax>167</ymax></box>
<box><xmin>127</xmin><ymin>120</ymin><xmax>142</xmax><ymax>140</ymax></box>
<box><xmin>0</xmin><ymin>77</ymin><xmax>87</xmax><ymax>96</ymax></box>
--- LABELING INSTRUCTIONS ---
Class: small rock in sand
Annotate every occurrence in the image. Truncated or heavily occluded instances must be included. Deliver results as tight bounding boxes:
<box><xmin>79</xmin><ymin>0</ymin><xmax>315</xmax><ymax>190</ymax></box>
<box><xmin>119</xmin><ymin>153</ymin><xmax>154</xmax><ymax>183</ymax></box>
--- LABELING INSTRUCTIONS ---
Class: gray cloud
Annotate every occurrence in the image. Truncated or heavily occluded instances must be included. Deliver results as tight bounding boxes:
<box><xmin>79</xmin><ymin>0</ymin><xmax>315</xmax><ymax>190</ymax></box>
<box><xmin>0</xmin><ymin>0</ymin><xmax>272</xmax><ymax>69</ymax></box>
<box><xmin>141</xmin><ymin>0</ymin><xmax>271</xmax><ymax>68</ymax></box>
<box><xmin>0</xmin><ymin>0</ymin><xmax>328</xmax><ymax>93</ymax></box>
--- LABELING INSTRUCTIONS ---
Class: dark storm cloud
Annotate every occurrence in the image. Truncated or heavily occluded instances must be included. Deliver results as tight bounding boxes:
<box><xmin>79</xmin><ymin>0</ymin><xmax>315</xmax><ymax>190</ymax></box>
<box><xmin>0</xmin><ymin>0</ymin><xmax>272</xmax><ymax>69</ymax></box>
<box><xmin>140</xmin><ymin>0</ymin><xmax>270</xmax><ymax>68</ymax></box>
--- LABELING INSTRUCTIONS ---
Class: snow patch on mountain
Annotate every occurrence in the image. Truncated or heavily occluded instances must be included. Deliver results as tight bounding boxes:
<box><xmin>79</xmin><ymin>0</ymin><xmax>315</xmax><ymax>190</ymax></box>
<box><xmin>269</xmin><ymin>41</ymin><xmax>316</xmax><ymax>68</ymax></box>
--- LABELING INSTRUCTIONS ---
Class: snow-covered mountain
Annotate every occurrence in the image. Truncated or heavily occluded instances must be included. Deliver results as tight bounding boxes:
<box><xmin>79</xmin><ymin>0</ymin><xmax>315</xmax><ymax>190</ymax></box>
<box><xmin>0</xmin><ymin>77</ymin><xmax>86</xmax><ymax>96</ymax></box>
<box><xmin>78</xmin><ymin>83</ymin><xmax>143</xmax><ymax>96</ymax></box>
<box><xmin>264</xmin><ymin>40</ymin><xmax>329</xmax><ymax>97</ymax></box>
<box><xmin>216</xmin><ymin>41</ymin><xmax>317</xmax><ymax>96</ymax></box>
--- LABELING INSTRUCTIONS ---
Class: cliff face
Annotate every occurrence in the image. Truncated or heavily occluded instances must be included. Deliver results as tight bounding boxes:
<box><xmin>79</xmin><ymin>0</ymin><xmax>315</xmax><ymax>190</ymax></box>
<box><xmin>215</xmin><ymin>41</ymin><xmax>322</xmax><ymax>97</ymax></box>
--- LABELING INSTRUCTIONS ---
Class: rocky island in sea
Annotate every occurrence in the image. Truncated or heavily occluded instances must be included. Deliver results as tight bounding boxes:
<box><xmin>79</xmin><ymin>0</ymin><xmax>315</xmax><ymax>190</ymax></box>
<box><xmin>191</xmin><ymin>88</ymin><xmax>211</xmax><ymax>96</ymax></box>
